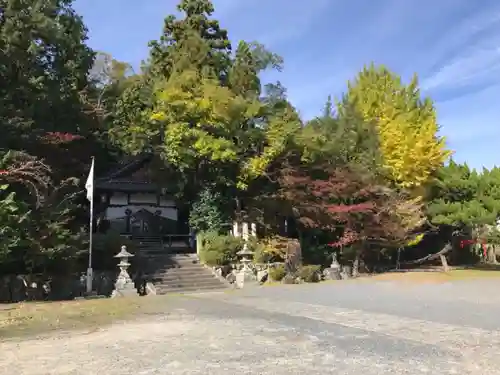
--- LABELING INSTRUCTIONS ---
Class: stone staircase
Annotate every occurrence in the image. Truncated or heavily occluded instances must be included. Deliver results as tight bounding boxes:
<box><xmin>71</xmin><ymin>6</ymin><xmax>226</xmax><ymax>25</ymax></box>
<box><xmin>133</xmin><ymin>236</ymin><xmax>228</xmax><ymax>295</ymax></box>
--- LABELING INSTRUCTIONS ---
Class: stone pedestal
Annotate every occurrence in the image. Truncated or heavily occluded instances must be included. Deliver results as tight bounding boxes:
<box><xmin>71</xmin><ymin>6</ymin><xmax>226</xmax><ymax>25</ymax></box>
<box><xmin>235</xmin><ymin>267</ymin><xmax>257</xmax><ymax>289</ymax></box>
<box><xmin>111</xmin><ymin>246</ymin><xmax>139</xmax><ymax>298</ymax></box>
<box><xmin>341</xmin><ymin>265</ymin><xmax>352</xmax><ymax>280</ymax></box>
<box><xmin>324</xmin><ymin>253</ymin><xmax>342</xmax><ymax>280</ymax></box>
<box><xmin>324</xmin><ymin>267</ymin><xmax>341</xmax><ymax>280</ymax></box>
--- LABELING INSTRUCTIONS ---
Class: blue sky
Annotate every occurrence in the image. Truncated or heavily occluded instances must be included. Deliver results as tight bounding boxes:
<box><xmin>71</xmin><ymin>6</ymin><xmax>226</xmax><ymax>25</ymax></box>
<box><xmin>74</xmin><ymin>0</ymin><xmax>500</xmax><ymax>170</ymax></box>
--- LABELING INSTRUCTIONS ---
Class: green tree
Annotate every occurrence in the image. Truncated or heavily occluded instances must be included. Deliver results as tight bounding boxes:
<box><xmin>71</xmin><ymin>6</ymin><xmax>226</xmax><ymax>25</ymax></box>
<box><xmin>110</xmin><ymin>0</ymin><xmax>300</xmax><ymax>204</ymax></box>
<box><xmin>0</xmin><ymin>0</ymin><xmax>95</xmax><ymax>153</ymax></box>
<box><xmin>299</xmin><ymin>99</ymin><xmax>381</xmax><ymax>172</ymax></box>
<box><xmin>0</xmin><ymin>0</ymin><xmax>103</xmax><ymax>273</ymax></box>
<box><xmin>0</xmin><ymin>185</ymin><xmax>29</xmax><ymax>263</ymax></box>
<box><xmin>147</xmin><ymin>0</ymin><xmax>231</xmax><ymax>80</ymax></box>
<box><xmin>0</xmin><ymin>150</ymin><xmax>85</xmax><ymax>274</ymax></box>
<box><xmin>427</xmin><ymin>161</ymin><xmax>500</xmax><ymax>263</ymax></box>
<box><xmin>189</xmin><ymin>187</ymin><xmax>231</xmax><ymax>233</ymax></box>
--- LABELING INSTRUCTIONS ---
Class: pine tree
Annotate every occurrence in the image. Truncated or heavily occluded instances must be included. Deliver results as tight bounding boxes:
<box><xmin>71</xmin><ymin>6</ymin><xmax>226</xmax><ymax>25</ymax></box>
<box><xmin>427</xmin><ymin>161</ymin><xmax>500</xmax><ymax>263</ymax></box>
<box><xmin>299</xmin><ymin>99</ymin><xmax>381</xmax><ymax>174</ymax></box>
<box><xmin>147</xmin><ymin>0</ymin><xmax>231</xmax><ymax>80</ymax></box>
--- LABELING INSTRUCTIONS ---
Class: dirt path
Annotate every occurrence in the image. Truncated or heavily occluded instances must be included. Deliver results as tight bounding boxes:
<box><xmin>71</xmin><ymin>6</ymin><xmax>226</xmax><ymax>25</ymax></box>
<box><xmin>2</xmin><ymin>282</ymin><xmax>500</xmax><ymax>374</ymax></box>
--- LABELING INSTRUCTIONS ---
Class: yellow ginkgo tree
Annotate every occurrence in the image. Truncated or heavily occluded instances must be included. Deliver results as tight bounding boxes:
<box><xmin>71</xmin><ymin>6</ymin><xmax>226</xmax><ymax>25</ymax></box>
<box><xmin>341</xmin><ymin>64</ymin><xmax>451</xmax><ymax>190</ymax></box>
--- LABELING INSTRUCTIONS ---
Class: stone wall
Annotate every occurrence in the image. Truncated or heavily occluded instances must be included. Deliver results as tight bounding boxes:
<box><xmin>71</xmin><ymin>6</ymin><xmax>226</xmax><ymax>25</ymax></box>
<box><xmin>0</xmin><ymin>271</ymin><xmax>124</xmax><ymax>303</ymax></box>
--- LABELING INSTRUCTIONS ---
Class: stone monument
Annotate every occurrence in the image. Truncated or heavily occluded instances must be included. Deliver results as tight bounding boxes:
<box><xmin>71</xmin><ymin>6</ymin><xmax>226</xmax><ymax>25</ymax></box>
<box><xmin>111</xmin><ymin>245</ymin><xmax>139</xmax><ymax>298</ymax></box>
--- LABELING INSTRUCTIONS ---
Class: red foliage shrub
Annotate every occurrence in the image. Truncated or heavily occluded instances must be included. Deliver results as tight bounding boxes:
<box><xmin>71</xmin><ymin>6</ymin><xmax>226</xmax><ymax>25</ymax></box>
<box><xmin>275</xmin><ymin>163</ymin><xmax>407</xmax><ymax>248</ymax></box>
<box><xmin>41</xmin><ymin>132</ymin><xmax>83</xmax><ymax>144</ymax></box>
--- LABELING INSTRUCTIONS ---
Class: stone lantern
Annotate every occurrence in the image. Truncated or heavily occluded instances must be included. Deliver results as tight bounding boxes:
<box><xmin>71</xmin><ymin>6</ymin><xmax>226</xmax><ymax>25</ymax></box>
<box><xmin>235</xmin><ymin>247</ymin><xmax>256</xmax><ymax>288</ymax></box>
<box><xmin>324</xmin><ymin>252</ymin><xmax>342</xmax><ymax>280</ymax></box>
<box><xmin>111</xmin><ymin>245</ymin><xmax>138</xmax><ymax>298</ymax></box>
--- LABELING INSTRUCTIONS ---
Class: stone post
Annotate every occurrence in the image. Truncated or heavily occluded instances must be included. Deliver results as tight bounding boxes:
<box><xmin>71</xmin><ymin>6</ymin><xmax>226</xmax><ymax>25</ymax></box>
<box><xmin>235</xmin><ymin>247</ymin><xmax>256</xmax><ymax>288</ymax></box>
<box><xmin>196</xmin><ymin>233</ymin><xmax>202</xmax><ymax>256</ymax></box>
<box><xmin>241</xmin><ymin>222</ymin><xmax>249</xmax><ymax>251</ymax></box>
<box><xmin>251</xmin><ymin>223</ymin><xmax>257</xmax><ymax>237</ymax></box>
<box><xmin>111</xmin><ymin>245</ymin><xmax>139</xmax><ymax>298</ymax></box>
<box><xmin>233</xmin><ymin>221</ymin><xmax>240</xmax><ymax>237</ymax></box>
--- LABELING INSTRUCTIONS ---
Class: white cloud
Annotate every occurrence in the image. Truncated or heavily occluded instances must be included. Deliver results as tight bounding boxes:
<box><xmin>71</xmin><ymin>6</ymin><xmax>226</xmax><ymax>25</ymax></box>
<box><xmin>420</xmin><ymin>10</ymin><xmax>500</xmax><ymax>91</ymax></box>
<box><xmin>421</xmin><ymin>42</ymin><xmax>500</xmax><ymax>91</ymax></box>
<box><xmin>214</xmin><ymin>0</ymin><xmax>330</xmax><ymax>47</ymax></box>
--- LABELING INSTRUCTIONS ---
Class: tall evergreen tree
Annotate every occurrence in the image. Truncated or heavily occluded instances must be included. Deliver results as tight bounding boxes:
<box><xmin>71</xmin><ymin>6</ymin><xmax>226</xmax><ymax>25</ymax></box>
<box><xmin>427</xmin><ymin>161</ymin><xmax>500</xmax><ymax>263</ymax></box>
<box><xmin>0</xmin><ymin>0</ymin><xmax>102</xmax><ymax>179</ymax></box>
<box><xmin>147</xmin><ymin>0</ymin><xmax>231</xmax><ymax>80</ymax></box>
<box><xmin>110</xmin><ymin>0</ymin><xmax>299</xmax><ymax>204</ymax></box>
<box><xmin>0</xmin><ymin>0</ymin><xmax>100</xmax><ymax>273</ymax></box>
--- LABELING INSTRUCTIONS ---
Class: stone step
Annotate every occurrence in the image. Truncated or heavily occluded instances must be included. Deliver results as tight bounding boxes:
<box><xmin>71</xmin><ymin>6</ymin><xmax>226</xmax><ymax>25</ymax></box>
<box><xmin>145</xmin><ymin>265</ymin><xmax>210</xmax><ymax>273</ymax></box>
<box><xmin>140</xmin><ymin>258</ymin><xmax>197</xmax><ymax>265</ymax></box>
<box><xmin>135</xmin><ymin>251</ymin><xmax>225</xmax><ymax>295</ymax></box>
<box><xmin>139</xmin><ymin>248</ymin><xmax>192</xmax><ymax>254</ymax></box>
<box><xmin>148</xmin><ymin>272</ymin><xmax>219</xmax><ymax>282</ymax></box>
<box><xmin>148</xmin><ymin>268</ymin><xmax>217</xmax><ymax>275</ymax></box>
<box><xmin>144</xmin><ymin>267</ymin><xmax>210</xmax><ymax>276</ymax></box>
<box><xmin>155</xmin><ymin>283</ymin><xmax>227</xmax><ymax>295</ymax></box>
<box><xmin>155</xmin><ymin>277</ymin><xmax>224</xmax><ymax>286</ymax></box>
<box><xmin>141</xmin><ymin>257</ymin><xmax>200</xmax><ymax>264</ymax></box>
<box><xmin>144</xmin><ymin>267</ymin><xmax>206</xmax><ymax>275</ymax></box>
<box><xmin>140</xmin><ymin>251</ymin><xmax>190</xmax><ymax>256</ymax></box>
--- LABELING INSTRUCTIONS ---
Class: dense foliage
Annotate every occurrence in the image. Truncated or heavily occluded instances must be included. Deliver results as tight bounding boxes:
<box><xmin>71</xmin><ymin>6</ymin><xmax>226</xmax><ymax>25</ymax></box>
<box><xmin>1</xmin><ymin>0</ymin><xmax>499</xmax><ymax>278</ymax></box>
<box><xmin>0</xmin><ymin>0</ymin><xmax>114</xmax><ymax>274</ymax></box>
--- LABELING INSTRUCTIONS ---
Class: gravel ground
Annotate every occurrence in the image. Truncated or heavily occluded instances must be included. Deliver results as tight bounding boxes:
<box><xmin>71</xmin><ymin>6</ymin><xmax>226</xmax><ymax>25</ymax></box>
<box><xmin>2</xmin><ymin>279</ymin><xmax>500</xmax><ymax>374</ymax></box>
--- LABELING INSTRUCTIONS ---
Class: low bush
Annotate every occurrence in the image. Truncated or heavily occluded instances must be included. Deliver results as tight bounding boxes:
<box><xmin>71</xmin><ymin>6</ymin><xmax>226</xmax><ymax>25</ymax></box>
<box><xmin>198</xmin><ymin>231</ymin><xmax>244</xmax><ymax>266</ymax></box>
<box><xmin>298</xmin><ymin>265</ymin><xmax>321</xmax><ymax>283</ymax></box>
<box><xmin>268</xmin><ymin>264</ymin><xmax>286</xmax><ymax>281</ymax></box>
<box><xmin>92</xmin><ymin>230</ymin><xmax>137</xmax><ymax>270</ymax></box>
<box><xmin>248</xmin><ymin>238</ymin><xmax>271</xmax><ymax>264</ymax></box>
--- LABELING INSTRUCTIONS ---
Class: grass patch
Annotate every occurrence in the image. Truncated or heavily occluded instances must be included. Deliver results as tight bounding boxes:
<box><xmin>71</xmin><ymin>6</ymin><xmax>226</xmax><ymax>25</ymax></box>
<box><xmin>262</xmin><ymin>281</ymin><xmax>282</xmax><ymax>287</ymax></box>
<box><xmin>367</xmin><ymin>268</ymin><xmax>500</xmax><ymax>284</ymax></box>
<box><xmin>0</xmin><ymin>296</ymin><xmax>170</xmax><ymax>339</ymax></box>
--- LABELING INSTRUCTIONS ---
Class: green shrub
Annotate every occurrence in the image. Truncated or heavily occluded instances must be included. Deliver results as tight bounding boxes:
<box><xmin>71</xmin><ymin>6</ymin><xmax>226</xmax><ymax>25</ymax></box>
<box><xmin>198</xmin><ymin>231</ymin><xmax>243</xmax><ymax>266</ymax></box>
<box><xmin>298</xmin><ymin>265</ymin><xmax>321</xmax><ymax>283</ymax></box>
<box><xmin>92</xmin><ymin>230</ymin><xmax>137</xmax><ymax>270</ymax></box>
<box><xmin>247</xmin><ymin>238</ymin><xmax>270</xmax><ymax>264</ymax></box>
<box><xmin>268</xmin><ymin>264</ymin><xmax>286</xmax><ymax>281</ymax></box>
<box><xmin>301</xmin><ymin>244</ymin><xmax>332</xmax><ymax>267</ymax></box>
